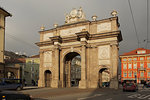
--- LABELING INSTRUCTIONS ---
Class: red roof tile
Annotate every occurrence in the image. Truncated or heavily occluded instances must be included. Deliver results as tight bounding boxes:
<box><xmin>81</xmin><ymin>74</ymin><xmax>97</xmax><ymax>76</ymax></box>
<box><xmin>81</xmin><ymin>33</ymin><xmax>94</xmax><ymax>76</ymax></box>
<box><xmin>120</xmin><ymin>48</ymin><xmax>150</xmax><ymax>56</ymax></box>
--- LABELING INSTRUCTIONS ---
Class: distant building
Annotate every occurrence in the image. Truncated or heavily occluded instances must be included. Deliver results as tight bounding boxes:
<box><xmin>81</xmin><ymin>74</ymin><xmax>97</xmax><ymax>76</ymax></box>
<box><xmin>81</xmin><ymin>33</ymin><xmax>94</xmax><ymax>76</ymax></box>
<box><xmin>5</xmin><ymin>58</ymin><xmax>25</xmax><ymax>79</ymax></box>
<box><xmin>0</xmin><ymin>7</ymin><xmax>11</xmax><ymax>78</ymax></box>
<box><xmin>120</xmin><ymin>48</ymin><xmax>150</xmax><ymax>83</ymax></box>
<box><xmin>25</xmin><ymin>55</ymin><xmax>39</xmax><ymax>85</ymax></box>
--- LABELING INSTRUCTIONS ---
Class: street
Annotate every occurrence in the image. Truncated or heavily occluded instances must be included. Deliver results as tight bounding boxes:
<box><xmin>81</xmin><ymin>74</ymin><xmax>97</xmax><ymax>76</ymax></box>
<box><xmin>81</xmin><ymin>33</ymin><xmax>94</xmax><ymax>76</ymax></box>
<box><xmin>21</xmin><ymin>86</ymin><xmax>150</xmax><ymax>100</ymax></box>
<box><xmin>1</xmin><ymin>86</ymin><xmax>150</xmax><ymax>100</ymax></box>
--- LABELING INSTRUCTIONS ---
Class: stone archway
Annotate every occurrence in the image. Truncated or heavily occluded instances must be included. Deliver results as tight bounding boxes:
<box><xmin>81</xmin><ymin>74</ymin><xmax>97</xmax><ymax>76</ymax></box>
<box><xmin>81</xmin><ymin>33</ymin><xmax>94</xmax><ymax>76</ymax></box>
<box><xmin>63</xmin><ymin>52</ymin><xmax>81</xmax><ymax>88</ymax></box>
<box><xmin>44</xmin><ymin>70</ymin><xmax>52</xmax><ymax>87</ymax></box>
<box><xmin>98</xmin><ymin>68</ymin><xmax>110</xmax><ymax>88</ymax></box>
<box><xmin>36</xmin><ymin>9</ymin><xmax>122</xmax><ymax>89</ymax></box>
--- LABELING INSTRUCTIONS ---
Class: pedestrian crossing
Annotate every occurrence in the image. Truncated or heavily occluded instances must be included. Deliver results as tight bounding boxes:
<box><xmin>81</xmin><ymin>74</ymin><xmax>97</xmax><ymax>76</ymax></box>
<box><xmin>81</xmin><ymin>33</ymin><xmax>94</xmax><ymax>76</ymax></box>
<box><xmin>139</xmin><ymin>88</ymin><xmax>150</xmax><ymax>92</ymax></box>
<box><xmin>128</xmin><ymin>94</ymin><xmax>150</xmax><ymax>100</ymax></box>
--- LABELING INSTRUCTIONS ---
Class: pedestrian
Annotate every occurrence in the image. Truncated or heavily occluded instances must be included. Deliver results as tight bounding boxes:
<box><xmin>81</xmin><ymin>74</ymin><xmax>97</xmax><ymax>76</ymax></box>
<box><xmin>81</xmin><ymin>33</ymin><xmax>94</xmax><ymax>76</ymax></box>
<box><xmin>142</xmin><ymin>84</ymin><xmax>144</xmax><ymax>89</ymax></box>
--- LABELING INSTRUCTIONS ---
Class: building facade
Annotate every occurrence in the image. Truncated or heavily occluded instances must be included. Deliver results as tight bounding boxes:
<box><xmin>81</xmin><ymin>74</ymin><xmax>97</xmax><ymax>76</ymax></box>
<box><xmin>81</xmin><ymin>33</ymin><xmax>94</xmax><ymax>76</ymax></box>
<box><xmin>0</xmin><ymin>7</ymin><xmax>11</xmax><ymax>78</ymax></box>
<box><xmin>120</xmin><ymin>48</ymin><xmax>150</xmax><ymax>83</ymax></box>
<box><xmin>36</xmin><ymin>8</ymin><xmax>122</xmax><ymax>89</ymax></box>
<box><xmin>24</xmin><ymin>55</ymin><xmax>39</xmax><ymax>85</ymax></box>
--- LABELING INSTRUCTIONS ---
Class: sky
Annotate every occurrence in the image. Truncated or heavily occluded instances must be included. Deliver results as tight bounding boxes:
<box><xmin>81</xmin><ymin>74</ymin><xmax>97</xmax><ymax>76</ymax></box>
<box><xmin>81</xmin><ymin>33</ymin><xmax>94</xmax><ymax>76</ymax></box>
<box><xmin>0</xmin><ymin>0</ymin><xmax>149</xmax><ymax>56</ymax></box>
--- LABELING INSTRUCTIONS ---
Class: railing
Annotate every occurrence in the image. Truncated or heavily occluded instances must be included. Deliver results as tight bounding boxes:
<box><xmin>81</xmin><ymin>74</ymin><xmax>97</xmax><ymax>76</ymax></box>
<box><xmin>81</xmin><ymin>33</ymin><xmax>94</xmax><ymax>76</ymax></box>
<box><xmin>138</xmin><ymin>68</ymin><xmax>146</xmax><ymax>71</ymax></box>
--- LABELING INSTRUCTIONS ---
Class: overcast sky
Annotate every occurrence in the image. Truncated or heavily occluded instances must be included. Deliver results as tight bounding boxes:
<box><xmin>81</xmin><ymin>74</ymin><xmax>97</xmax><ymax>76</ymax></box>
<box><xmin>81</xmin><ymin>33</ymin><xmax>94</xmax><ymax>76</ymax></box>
<box><xmin>0</xmin><ymin>0</ymin><xmax>149</xmax><ymax>56</ymax></box>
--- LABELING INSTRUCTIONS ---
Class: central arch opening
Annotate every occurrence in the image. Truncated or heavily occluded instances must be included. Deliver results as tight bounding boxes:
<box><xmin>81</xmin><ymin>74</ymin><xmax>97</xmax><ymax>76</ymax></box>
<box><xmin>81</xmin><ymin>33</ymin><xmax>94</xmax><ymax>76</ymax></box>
<box><xmin>64</xmin><ymin>52</ymin><xmax>81</xmax><ymax>88</ymax></box>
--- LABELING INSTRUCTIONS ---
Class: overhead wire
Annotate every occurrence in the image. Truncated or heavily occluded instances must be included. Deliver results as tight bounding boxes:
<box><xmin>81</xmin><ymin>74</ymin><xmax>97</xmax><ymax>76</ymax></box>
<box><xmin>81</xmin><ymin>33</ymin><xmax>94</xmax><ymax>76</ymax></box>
<box><xmin>146</xmin><ymin>0</ymin><xmax>149</xmax><ymax>49</ymax></box>
<box><xmin>128</xmin><ymin>0</ymin><xmax>140</xmax><ymax>48</ymax></box>
<box><xmin>6</xmin><ymin>33</ymin><xmax>38</xmax><ymax>50</ymax></box>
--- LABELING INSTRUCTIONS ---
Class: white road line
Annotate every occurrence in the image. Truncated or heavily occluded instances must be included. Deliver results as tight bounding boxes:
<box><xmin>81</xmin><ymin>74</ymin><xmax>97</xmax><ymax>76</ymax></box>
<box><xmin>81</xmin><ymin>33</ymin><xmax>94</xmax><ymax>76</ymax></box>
<box><xmin>139</xmin><ymin>88</ymin><xmax>150</xmax><ymax>92</ymax></box>
<box><xmin>106</xmin><ymin>98</ymin><xmax>112</xmax><ymax>100</ymax></box>
<box><xmin>128</xmin><ymin>93</ymin><xmax>150</xmax><ymax>99</ymax></box>
<box><xmin>77</xmin><ymin>94</ymin><xmax>102</xmax><ymax>100</ymax></box>
<box><xmin>128</xmin><ymin>94</ymin><xmax>141</xmax><ymax>98</ymax></box>
<box><xmin>137</xmin><ymin>95</ymin><xmax>150</xmax><ymax>99</ymax></box>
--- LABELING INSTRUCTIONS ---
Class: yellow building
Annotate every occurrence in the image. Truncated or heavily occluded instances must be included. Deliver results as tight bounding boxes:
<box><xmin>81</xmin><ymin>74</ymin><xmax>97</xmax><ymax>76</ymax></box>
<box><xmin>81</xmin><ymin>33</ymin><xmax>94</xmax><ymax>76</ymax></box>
<box><xmin>0</xmin><ymin>7</ymin><xmax>11</xmax><ymax>78</ymax></box>
<box><xmin>25</xmin><ymin>55</ymin><xmax>40</xmax><ymax>85</ymax></box>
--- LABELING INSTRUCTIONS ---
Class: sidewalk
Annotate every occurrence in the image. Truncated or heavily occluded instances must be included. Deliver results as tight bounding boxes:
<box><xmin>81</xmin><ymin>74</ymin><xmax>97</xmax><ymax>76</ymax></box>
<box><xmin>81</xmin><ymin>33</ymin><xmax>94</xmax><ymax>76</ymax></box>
<box><xmin>23</xmin><ymin>86</ymin><xmax>38</xmax><ymax>90</ymax></box>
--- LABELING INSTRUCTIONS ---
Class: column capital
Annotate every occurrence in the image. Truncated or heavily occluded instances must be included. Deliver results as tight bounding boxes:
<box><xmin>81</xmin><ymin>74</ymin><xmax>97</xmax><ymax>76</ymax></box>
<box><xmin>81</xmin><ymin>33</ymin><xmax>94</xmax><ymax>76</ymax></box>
<box><xmin>110</xmin><ymin>42</ymin><xmax>118</xmax><ymax>47</ymax></box>
<box><xmin>50</xmin><ymin>36</ymin><xmax>62</xmax><ymax>43</ymax></box>
<box><xmin>76</xmin><ymin>31</ymin><xmax>90</xmax><ymax>41</ymax></box>
<box><xmin>54</xmin><ymin>44</ymin><xmax>61</xmax><ymax>50</ymax></box>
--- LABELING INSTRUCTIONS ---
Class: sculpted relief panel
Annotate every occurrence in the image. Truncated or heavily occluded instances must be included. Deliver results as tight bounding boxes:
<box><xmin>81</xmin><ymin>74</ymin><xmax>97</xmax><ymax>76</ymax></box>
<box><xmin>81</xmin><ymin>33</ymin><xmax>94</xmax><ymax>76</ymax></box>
<box><xmin>60</xmin><ymin>26</ymin><xmax>86</xmax><ymax>37</ymax></box>
<box><xmin>43</xmin><ymin>33</ymin><xmax>53</xmax><ymax>41</ymax></box>
<box><xmin>98</xmin><ymin>45</ymin><xmax>110</xmax><ymax>65</ymax></box>
<box><xmin>43</xmin><ymin>51</ymin><xmax>52</xmax><ymax>67</ymax></box>
<box><xmin>97</xmin><ymin>22</ymin><xmax>111</xmax><ymax>33</ymax></box>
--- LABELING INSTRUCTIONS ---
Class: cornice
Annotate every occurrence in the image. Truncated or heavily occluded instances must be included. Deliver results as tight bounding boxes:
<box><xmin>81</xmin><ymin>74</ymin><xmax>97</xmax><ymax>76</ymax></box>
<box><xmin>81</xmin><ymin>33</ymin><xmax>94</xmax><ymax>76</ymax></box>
<box><xmin>36</xmin><ymin>30</ymin><xmax>121</xmax><ymax>47</ymax></box>
<box><xmin>120</xmin><ymin>54</ymin><xmax>150</xmax><ymax>58</ymax></box>
<box><xmin>38</xmin><ymin>17</ymin><xmax>119</xmax><ymax>33</ymax></box>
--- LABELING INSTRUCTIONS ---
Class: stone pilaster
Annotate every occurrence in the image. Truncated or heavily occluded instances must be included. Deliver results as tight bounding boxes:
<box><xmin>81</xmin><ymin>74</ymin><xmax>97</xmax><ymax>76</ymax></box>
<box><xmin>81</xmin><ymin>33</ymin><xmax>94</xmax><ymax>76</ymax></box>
<box><xmin>110</xmin><ymin>43</ymin><xmax>119</xmax><ymax>89</ymax></box>
<box><xmin>51</xmin><ymin>44</ymin><xmax>60</xmax><ymax>88</ymax></box>
<box><xmin>38</xmin><ymin>51</ymin><xmax>45</xmax><ymax>87</ymax></box>
<box><xmin>76</xmin><ymin>31</ymin><xmax>89</xmax><ymax>89</ymax></box>
<box><xmin>79</xmin><ymin>43</ymin><xmax>87</xmax><ymax>89</ymax></box>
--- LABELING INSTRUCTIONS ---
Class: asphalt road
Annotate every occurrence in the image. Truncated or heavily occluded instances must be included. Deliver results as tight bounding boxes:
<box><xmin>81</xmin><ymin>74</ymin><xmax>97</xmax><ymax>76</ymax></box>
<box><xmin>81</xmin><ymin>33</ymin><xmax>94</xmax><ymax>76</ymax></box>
<box><xmin>1</xmin><ymin>86</ymin><xmax>150</xmax><ymax>100</ymax></box>
<box><xmin>46</xmin><ymin>88</ymin><xmax>150</xmax><ymax>100</ymax></box>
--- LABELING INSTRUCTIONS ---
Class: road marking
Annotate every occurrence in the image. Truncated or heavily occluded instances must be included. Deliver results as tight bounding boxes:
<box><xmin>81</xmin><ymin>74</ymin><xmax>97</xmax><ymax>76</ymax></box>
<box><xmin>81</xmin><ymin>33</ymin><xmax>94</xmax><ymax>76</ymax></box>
<box><xmin>128</xmin><ymin>94</ymin><xmax>141</xmax><ymax>98</ymax></box>
<box><xmin>77</xmin><ymin>94</ymin><xmax>102</xmax><ymax>100</ymax></box>
<box><xmin>137</xmin><ymin>95</ymin><xmax>150</xmax><ymax>99</ymax></box>
<box><xmin>128</xmin><ymin>93</ymin><xmax>150</xmax><ymax>99</ymax></box>
<box><xmin>139</xmin><ymin>88</ymin><xmax>150</xmax><ymax>92</ymax></box>
<box><xmin>106</xmin><ymin>98</ymin><xmax>112</xmax><ymax>100</ymax></box>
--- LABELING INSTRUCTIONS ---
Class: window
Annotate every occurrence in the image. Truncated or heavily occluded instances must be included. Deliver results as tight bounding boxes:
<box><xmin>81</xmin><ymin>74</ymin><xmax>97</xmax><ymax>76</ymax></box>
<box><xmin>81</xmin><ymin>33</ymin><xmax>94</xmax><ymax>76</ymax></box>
<box><xmin>128</xmin><ymin>58</ymin><xmax>132</xmax><ymax>61</ymax></box>
<box><xmin>123</xmin><ymin>58</ymin><xmax>127</xmax><ymax>61</ymax></box>
<box><xmin>128</xmin><ymin>71</ymin><xmax>132</xmax><ymax>77</ymax></box>
<box><xmin>123</xmin><ymin>64</ymin><xmax>127</xmax><ymax>69</ymax></box>
<box><xmin>148</xmin><ymin>72</ymin><xmax>150</xmax><ymax>77</ymax></box>
<box><xmin>140</xmin><ymin>57</ymin><xmax>144</xmax><ymax>60</ymax></box>
<box><xmin>133</xmin><ymin>72</ymin><xmax>137</xmax><ymax>77</ymax></box>
<box><xmin>140</xmin><ymin>72</ymin><xmax>144</xmax><ymax>77</ymax></box>
<box><xmin>137</xmin><ymin>50</ymin><xmax>146</xmax><ymax>54</ymax></box>
<box><xmin>32</xmin><ymin>60</ymin><xmax>34</xmax><ymax>64</ymax></box>
<box><xmin>148</xmin><ymin>63</ymin><xmax>150</xmax><ymax>68</ymax></box>
<box><xmin>147</xmin><ymin>57</ymin><xmax>150</xmax><ymax>60</ymax></box>
<box><xmin>123</xmin><ymin>72</ymin><xmax>127</xmax><ymax>77</ymax></box>
<box><xmin>133</xmin><ymin>58</ymin><xmax>137</xmax><ymax>61</ymax></box>
<box><xmin>140</xmin><ymin>63</ymin><xmax>144</xmax><ymax>69</ymax></box>
<box><xmin>133</xmin><ymin>63</ymin><xmax>137</xmax><ymax>69</ymax></box>
<box><xmin>128</xmin><ymin>63</ymin><xmax>132</xmax><ymax>69</ymax></box>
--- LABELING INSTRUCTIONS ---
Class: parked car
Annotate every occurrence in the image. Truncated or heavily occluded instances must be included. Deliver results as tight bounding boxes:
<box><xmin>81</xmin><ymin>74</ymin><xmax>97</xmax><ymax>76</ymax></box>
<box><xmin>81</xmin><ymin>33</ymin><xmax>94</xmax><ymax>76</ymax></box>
<box><xmin>0</xmin><ymin>78</ymin><xmax>23</xmax><ymax>91</ymax></box>
<box><xmin>0</xmin><ymin>93</ymin><xmax>32</xmax><ymax>100</ymax></box>
<box><xmin>123</xmin><ymin>82</ymin><xmax>138</xmax><ymax>92</ymax></box>
<box><xmin>146</xmin><ymin>82</ymin><xmax>150</xmax><ymax>88</ymax></box>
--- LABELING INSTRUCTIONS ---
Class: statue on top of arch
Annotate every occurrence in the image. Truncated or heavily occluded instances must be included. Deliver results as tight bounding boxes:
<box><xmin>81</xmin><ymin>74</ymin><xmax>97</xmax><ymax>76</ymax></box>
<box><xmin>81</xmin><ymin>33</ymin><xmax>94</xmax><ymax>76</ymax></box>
<box><xmin>65</xmin><ymin>7</ymin><xmax>86</xmax><ymax>24</ymax></box>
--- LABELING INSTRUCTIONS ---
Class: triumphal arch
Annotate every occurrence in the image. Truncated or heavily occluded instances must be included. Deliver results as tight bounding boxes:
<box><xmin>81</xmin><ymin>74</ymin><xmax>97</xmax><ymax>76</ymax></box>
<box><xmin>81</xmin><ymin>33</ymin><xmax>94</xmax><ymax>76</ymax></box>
<box><xmin>36</xmin><ymin>8</ymin><xmax>122</xmax><ymax>89</ymax></box>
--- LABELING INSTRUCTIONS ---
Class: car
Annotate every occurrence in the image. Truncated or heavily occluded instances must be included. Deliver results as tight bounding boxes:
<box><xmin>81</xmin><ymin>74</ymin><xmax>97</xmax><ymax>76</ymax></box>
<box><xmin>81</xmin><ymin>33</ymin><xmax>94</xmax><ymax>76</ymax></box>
<box><xmin>146</xmin><ymin>82</ymin><xmax>150</xmax><ymax>88</ymax></box>
<box><xmin>0</xmin><ymin>93</ymin><xmax>32</xmax><ymax>100</ymax></box>
<box><xmin>0</xmin><ymin>78</ymin><xmax>23</xmax><ymax>91</ymax></box>
<box><xmin>123</xmin><ymin>82</ymin><xmax>138</xmax><ymax>92</ymax></box>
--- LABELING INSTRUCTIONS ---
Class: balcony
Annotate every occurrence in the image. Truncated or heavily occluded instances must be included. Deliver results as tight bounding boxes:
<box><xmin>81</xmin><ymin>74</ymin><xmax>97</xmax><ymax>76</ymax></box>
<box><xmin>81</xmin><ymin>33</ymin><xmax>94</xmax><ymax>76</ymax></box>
<box><xmin>138</xmin><ymin>68</ymin><xmax>146</xmax><ymax>71</ymax></box>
